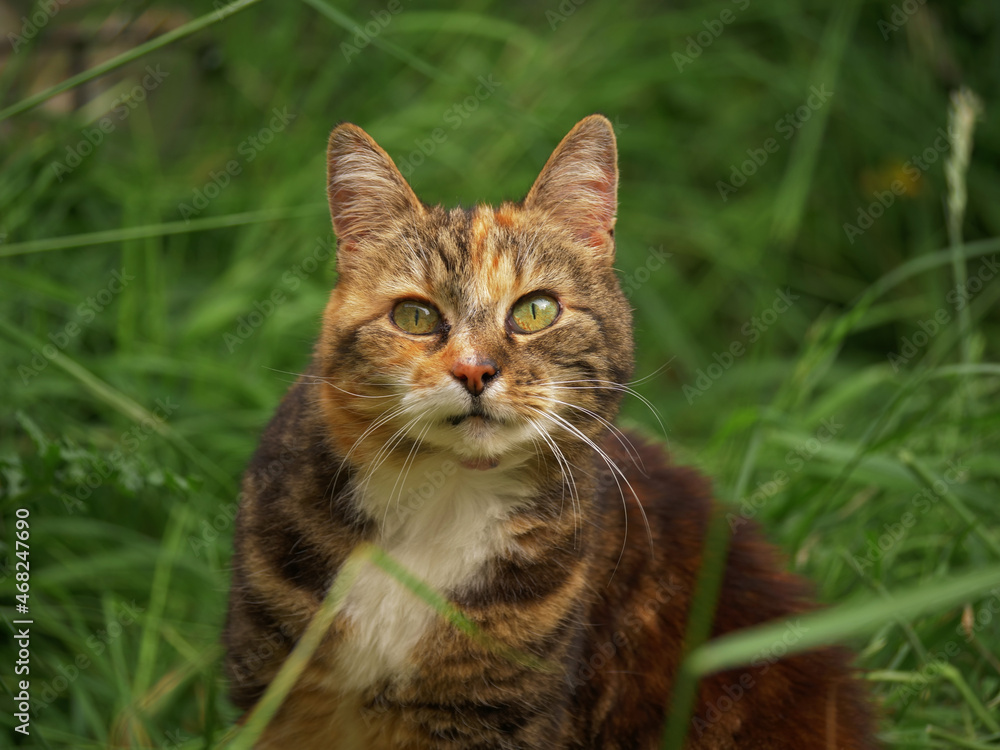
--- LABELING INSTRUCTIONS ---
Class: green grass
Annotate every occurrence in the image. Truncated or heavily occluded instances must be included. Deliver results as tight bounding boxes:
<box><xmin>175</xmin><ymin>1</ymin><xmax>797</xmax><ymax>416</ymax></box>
<box><xmin>1</xmin><ymin>0</ymin><xmax>999</xmax><ymax>747</ymax></box>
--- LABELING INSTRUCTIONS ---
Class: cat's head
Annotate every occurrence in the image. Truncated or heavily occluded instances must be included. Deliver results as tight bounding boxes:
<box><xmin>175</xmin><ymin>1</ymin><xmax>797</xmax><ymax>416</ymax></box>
<box><xmin>317</xmin><ymin>115</ymin><xmax>633</xmax><ymax>477</ymax></box>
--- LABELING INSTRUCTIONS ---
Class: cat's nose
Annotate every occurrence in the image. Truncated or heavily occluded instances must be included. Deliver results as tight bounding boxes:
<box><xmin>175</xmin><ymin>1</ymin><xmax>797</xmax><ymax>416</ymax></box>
<box><xmin>451</xmin><ymin>359</ymin><xmax>498</xmax><ymax>396</ymax></box>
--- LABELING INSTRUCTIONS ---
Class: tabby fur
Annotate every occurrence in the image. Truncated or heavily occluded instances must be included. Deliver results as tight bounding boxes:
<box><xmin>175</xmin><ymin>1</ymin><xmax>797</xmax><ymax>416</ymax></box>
<box><xmin>223</xmin><ymin>115</ymin><xmax>877</xmax><ymax>749</ymax></box>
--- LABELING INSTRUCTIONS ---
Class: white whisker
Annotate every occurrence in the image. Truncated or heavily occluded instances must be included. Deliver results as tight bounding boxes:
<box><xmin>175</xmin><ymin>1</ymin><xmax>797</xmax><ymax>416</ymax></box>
<box><xmin>329</xmin><ymin>402</ymin><xmax>409</xmax><ymax>484</ymax></box>
<box><xmin>532</xmin><ymin>394</ymin><xmax>645</xmax><ymax>472</ymax></box>
<box><xmin>357</xmin><ymin>413</ymin><xmax>424</xmax><ymax>501</ymax></box>
<box><xmin>263</xmin><ymin>367</ymin><xmax>408</xmax><ymax>399</ymax></box>
<box><xmin>385</xmin><ymin>419</ymin><xmax>433</xmax><ymax>530</ymax></box>
<box><xmin>527</xmin><ymin>405</ymin><xmax>655</xmax><ymax>575</ymax></box>
<box><xmin>538</xmin><ymin>378</ymin><xmax>667</xmax><ymax>438</ymax></box>
<box><xmin>527</xmin><ymin>414</ymin><xmax>582</xmax><ymax>547</ymax></box>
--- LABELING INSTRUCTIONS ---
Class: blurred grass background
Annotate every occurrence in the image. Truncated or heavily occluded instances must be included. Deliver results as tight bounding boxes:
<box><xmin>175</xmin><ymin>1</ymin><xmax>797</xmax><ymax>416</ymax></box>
<box><xmin>1</xmin><ymin>0</ymin><xmax>999</xmax><ymax>747</ymax></box>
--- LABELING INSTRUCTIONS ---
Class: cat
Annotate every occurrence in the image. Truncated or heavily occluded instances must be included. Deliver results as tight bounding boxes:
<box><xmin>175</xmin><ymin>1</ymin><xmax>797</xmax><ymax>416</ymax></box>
<box><xmin>223</xmin><ymin>114</ymin><xmax>878</xmax><ymax>749</ymax></box>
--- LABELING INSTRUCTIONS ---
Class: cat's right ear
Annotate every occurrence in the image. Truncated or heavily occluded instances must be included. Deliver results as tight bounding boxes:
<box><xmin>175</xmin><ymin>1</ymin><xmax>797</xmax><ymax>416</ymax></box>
<box><xmin>326</xmin><ymin>123</ymin><xmax>423</xmax><ymax>256</ymax></box>
<box><xmin>524</xmin><ymin>114</ymin><xmax>618</xmax><ymax>258</ymax></box>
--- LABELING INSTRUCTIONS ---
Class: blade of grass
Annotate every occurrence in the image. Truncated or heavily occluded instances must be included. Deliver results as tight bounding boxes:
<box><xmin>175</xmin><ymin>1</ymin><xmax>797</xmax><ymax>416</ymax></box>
<box><xmin>0</xmin><ymin>204</ymin><xmax>327</xmax><ymax>258</ymax></box>
<box><xmin>132</xmin><ymin>503</ymin><xmax>193</xmax><ymax>704</ymax></box>
<box><xmin>852</xmin><ymin>237</ymin><xmax>1000</xmax><ymax>313</ymax></box>
<box><xmin>773</xmin><ymin>237</ymin><xmax>1000</xmax><ymax>414</ymax></box>
<box><xmin>770</xmin><ymin>0</ymin><xmax>861</xmax><ymax>245</ymax></box>
<box><xmin>0</xmin><ymin>0</ymin><xmax>265</xmax><ymax>123</ymax></box>
<box><xmin>658</xmin><ymin>507</ymin><xmax>733</xmax><ymax>750</ymax></box>
<box><xmin>300</xmin><ymin>0</ymin><xmax>451</xmax><ymax>82</ymax></box>
<box><xmin>223</xmin><ymin>541</ymin><xmax>556</xmax><ymax>748</ymax></box>
<box><xmin>0</xmin><ymin>319</ymin><xmax>236</xmax><ymax>492</ymax></box>
<box><xmin>928</xmin><ymin>363</ymin><xmax>1000</xmax><ymax>379</ymax></box>
<box><xmin>936</xmin><ymin>662</ymin><xmax>1000</xmax><ymax>733</ymax></box>
<box><xmin>660</xmin><ymin>429</ymin><xmax>762</xmax><ymax>750</ymax></box>
<box><xmin>926</xmin><ymin>727</ymin><xmax>1000</xmax><ymax>749</ymax></box>
<box><xmin>223</xmin><ymin>544</ymin><xmax>371</xmax><ymax>750</ymax></box>
<box><xmin>898</xmin><ymin>449</ymin><xmax>1000</xmax><ymax>557</ymax></box>
<box><xmin>786</xmin><ymin>335</ymin><xmax>1000</xmax><ymax>542</ymax></box>
<box><xmin>367</xmin><ymin>545</ymin><xmax>554</xmax><ymax>672</ymax></box>
<box><xmin>686</xmin><ymin>563</ymin><xmax>1000</xmax><ymax>677</ymax></box>
<box><xmin>390</xmin><ymin>11</ymin><xmax>541</xmax><ymax>51</ymax></box>
<box><xmin>944</xmin><ymin>88</ymin><xmax>984</xmax><ymax>372</ymax></box>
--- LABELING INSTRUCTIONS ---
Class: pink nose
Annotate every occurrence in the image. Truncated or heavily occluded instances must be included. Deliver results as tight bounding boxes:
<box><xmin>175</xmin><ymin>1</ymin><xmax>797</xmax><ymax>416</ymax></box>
<box><xmin>451</xmin><ymin>359</ymin><xmax>498</xmax><ymax>396</ymax></box>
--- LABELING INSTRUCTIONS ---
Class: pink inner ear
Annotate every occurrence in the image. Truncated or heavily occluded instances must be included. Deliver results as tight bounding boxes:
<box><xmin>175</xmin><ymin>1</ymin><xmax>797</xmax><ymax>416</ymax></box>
<box><xmin>585</xmin><ymin>230</ymin><xmax>609</xmax><ymax>249</ymax></box>
<box><xmin>580</xmin><ymin>175</ymin><xmax>616</xmax><ymax>247</ymax></box>
<box><xmin>327</xmin><ymin>125</ymin><xmax>423</xmax><ymax>255</ymax></box>
<box><xmin>329</xmin><ymin>183</ymin><xmax>366</xmax><ymax>251</ymax></box>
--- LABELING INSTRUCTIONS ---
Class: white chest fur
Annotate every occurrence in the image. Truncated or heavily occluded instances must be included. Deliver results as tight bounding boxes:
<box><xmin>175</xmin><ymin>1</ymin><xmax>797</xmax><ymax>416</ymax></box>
<box><xmin>332</xmin><ymin>455</ymin><xmax>534</xmax><ymax>692</ymax></box>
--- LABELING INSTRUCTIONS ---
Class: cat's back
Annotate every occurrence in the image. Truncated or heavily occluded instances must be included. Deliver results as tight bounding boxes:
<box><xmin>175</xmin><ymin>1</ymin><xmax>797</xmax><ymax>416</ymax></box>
<box><xmin>571</xmin><ymin>432</ymin><xmax>876</xmax><ymax>748</ymax></box>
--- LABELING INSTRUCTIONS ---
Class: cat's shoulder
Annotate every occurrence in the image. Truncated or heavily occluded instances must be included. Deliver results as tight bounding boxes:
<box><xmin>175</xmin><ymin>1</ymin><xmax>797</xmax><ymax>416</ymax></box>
<box><xmin>600</xmin><ymin>428</ymin><xmax>716</xmax><ymax>526</ymax></box>
<box><xmin>597</xmin><ymin>428</ymin><xmax>816</xmax><ymax>613</ymax></box>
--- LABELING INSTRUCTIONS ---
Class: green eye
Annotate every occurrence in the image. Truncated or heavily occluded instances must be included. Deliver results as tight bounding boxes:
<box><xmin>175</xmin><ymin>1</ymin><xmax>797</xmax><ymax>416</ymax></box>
<box><xmin>392</xmin><ymin>300</ymin><xmax>441</xmax><ymax>334</ymax></box>
<box><xmin>510</xmin><ymin>293</ymin><xmax>560</xmax><ymax>334</ymax></box>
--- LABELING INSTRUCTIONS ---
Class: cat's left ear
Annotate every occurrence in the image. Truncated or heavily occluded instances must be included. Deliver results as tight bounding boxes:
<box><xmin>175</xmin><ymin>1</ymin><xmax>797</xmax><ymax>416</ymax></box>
<box><xmin>326</xmin><ymin>123</ymin><xmax>424</xmax><ymax>256</ymax></box>
<box><xmin>524</xmin><ymin>114</ymin><xmax>618</xmax><ymax>257</ymax></box>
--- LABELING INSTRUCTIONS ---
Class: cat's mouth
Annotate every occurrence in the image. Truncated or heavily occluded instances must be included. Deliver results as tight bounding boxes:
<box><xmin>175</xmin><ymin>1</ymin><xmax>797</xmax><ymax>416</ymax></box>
<box><xmin>444</xmin><ymin>406</ymin><xmax>507</xmax><ymax>471</ymax></box>
<box><xmin>423</xmin><ymin>402</ymin><xmax>534</xmax><ymax>470</ymax></box>
<box><xmin>445</xmin><ymin>403</ymin><xmax>495</xmax><ymax>426</ymax></box>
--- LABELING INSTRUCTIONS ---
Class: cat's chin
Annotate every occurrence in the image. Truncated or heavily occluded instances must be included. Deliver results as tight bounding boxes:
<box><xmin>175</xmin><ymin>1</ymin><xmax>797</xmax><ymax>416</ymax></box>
<box><xmin>414</xmin><ymin>415</ymin><xmax>534</xmax><ymax>470</ymax></box>
<box><xmin>457</xmin><ymin>456</ymin><xmax>501</xmax><ymax>471</ymax></box>
<box><xmin>439</xmin><ymin>409</ymin><xmax>507</xmax><ymax>442</ymax></box>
